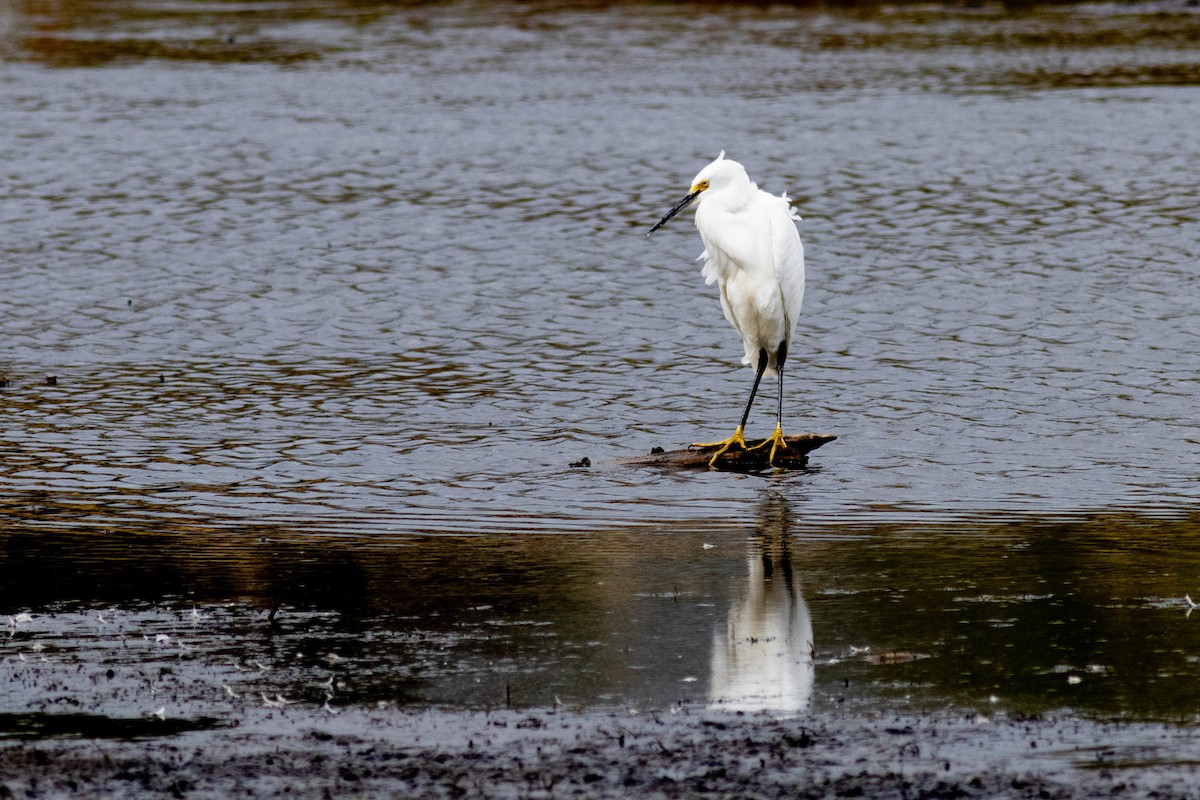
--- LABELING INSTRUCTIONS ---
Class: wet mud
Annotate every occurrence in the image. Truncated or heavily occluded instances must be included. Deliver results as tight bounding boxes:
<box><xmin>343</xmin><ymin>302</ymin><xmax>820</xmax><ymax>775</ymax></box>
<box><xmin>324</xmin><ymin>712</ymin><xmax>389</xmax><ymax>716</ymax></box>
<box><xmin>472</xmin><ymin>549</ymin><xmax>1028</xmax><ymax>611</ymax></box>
<box><xmin>3</xmin><ymin>707</ymin><xmax>1199</xmax><ymax>799</ymax></box>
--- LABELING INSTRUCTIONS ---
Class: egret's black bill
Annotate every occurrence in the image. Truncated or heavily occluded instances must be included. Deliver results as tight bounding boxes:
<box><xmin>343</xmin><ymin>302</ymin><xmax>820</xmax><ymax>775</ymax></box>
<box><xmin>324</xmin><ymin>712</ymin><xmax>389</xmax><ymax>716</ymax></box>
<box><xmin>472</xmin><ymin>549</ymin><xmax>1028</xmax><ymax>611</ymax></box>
<box><xmin>648</xmin><ymin>189</ymin><xmax>702</xmax><ymax>236</ymax></box>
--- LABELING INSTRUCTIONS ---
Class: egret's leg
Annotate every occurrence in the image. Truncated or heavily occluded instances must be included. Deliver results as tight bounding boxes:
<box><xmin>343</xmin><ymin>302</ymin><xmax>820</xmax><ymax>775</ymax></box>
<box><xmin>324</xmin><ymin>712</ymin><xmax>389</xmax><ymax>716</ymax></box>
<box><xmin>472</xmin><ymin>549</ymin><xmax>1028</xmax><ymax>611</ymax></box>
<box><xmin>694</xmin><ymin>349</ymin><xmax>769</xmax><ymax>467</ymax></box>
<box><xmin>747</xmin><ymin>343</ymin><xmax>788</xmax><ymax>464</ymax></box>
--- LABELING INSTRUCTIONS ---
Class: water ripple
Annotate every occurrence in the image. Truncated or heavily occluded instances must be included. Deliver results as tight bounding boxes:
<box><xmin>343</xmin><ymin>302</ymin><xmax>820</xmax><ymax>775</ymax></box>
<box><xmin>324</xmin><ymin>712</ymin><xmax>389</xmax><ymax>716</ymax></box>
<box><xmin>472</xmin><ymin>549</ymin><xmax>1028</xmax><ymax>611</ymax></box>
<box><xmin>3</xmin><ymin>2</ymin><xmax>1200</xmax><ymax>535</ymax></box>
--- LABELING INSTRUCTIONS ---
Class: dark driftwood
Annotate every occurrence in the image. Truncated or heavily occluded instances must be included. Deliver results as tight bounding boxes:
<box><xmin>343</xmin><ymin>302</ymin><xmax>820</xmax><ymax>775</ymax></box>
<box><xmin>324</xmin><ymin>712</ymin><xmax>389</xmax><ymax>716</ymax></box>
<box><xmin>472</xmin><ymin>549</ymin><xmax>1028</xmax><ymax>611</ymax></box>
<box><xmin>621</xmin><ymin>433</ymin><xmax>836</xmax><ymax>471</ymax></box>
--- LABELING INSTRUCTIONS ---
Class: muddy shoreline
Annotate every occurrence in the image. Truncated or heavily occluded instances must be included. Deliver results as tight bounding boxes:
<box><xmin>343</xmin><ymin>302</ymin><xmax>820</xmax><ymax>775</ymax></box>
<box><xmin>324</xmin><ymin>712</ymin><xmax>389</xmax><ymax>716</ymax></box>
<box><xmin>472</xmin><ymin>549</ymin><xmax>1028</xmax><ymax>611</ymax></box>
<box><xmin>3</xmin><ymin>706</ymin><xmax>1198</xmax><ymax>799</ymax></box>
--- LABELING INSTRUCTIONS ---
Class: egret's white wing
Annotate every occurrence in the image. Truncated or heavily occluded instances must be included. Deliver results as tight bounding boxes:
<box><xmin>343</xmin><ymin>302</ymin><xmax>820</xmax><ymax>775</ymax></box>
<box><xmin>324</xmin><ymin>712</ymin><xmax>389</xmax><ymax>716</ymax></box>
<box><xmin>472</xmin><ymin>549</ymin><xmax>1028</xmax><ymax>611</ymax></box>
<box><xmin>698</xmin><ymin>210</ymin><xmax>773</xmax><ymax>338</ymax></box>
<box><xmin>768</xmin><ymin>195</ymin><xmax>805</xmax><ymax>346</ymax></box>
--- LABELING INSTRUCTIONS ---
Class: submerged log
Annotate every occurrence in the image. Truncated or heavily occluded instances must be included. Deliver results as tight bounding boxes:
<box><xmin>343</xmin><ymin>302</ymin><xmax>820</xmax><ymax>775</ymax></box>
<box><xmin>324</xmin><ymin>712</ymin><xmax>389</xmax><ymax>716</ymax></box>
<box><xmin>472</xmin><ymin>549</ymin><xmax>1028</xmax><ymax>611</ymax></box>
<box><xmin>622</xmin><ymin>433</ymin><xmax>836</xmax><ymax>471</ymax></box>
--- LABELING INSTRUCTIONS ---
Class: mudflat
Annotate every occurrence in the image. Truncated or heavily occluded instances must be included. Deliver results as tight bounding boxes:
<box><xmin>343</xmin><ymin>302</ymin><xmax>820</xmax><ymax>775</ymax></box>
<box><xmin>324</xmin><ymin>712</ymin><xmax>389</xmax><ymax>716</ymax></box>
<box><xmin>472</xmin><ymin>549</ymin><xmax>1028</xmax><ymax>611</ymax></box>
<box><xmin>3</xmin><ymin>706</ymin><xmax>1197</xmax><ymax>799</ymax></box>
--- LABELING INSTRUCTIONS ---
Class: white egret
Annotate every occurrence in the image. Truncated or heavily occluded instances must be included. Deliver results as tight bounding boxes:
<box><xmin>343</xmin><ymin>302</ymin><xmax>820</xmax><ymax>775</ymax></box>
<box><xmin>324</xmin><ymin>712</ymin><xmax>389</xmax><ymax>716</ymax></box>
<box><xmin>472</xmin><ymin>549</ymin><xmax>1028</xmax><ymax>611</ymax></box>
<box><xmin>649</xmin><ymin>151</ymin><xmax>806</xmax><ymax>467</ymax></box>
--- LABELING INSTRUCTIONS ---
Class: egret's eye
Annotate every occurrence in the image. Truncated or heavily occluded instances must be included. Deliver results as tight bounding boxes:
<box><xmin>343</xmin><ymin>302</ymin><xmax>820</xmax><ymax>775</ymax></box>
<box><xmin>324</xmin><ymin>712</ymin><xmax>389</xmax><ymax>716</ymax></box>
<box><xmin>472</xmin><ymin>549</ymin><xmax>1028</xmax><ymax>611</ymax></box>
<box><xmin>698</xmin><ymin>180</ymin><xmax>710</xmax><ymax>190</ymax></box>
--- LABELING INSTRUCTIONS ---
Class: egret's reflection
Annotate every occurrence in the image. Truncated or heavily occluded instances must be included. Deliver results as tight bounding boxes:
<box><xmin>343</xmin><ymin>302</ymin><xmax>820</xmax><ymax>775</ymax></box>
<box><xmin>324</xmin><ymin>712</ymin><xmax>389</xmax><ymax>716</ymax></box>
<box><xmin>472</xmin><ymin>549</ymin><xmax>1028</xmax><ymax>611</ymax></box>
<box><xmin>709</xmin><ymin>494</ymin><xmax>814</xmax><ymax>713</ymax></box>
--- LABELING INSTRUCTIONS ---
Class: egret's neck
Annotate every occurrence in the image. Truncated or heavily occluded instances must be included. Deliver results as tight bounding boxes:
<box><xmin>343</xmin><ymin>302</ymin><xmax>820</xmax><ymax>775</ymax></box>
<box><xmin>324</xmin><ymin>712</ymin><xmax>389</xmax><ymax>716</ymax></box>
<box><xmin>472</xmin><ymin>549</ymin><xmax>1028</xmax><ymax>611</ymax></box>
<box><xmin>701</xmin><ymin>181</ymin><xmax>754</xmax><ymax>216</ymax></box>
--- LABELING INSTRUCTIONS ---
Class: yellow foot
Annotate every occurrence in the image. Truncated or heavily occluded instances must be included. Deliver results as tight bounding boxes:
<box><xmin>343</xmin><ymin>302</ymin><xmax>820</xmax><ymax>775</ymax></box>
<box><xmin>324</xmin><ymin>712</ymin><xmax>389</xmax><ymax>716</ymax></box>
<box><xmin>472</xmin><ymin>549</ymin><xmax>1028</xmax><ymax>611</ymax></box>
<box><xmin>746</xmin><ymin>423</ymin><xmax>788</xmax><ymax>465</ymax></box>
<box><xmin>692</xmin><ymin>425</ymin><xmax>748</xmax><ymax>468</ymax></box>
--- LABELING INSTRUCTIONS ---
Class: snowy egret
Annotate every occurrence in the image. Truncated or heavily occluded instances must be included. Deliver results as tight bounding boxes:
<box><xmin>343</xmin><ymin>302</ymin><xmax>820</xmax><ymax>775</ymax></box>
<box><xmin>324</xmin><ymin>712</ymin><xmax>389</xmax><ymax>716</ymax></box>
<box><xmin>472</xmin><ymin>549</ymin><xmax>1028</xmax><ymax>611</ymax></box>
<box><xmin>649</xmin><ymin>152</ymin><xmax>805</xmax><ymax>468</ymax></box>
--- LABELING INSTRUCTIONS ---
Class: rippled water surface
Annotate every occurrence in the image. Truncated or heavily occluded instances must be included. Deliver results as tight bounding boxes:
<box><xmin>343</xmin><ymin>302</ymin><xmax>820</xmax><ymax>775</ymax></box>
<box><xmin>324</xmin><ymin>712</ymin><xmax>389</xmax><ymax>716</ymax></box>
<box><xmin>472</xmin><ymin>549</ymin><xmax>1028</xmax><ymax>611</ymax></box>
<box><xmin>3</xmin><ymin>0</ymin><xmax>1200</xmax><ymax>722</ymax></box>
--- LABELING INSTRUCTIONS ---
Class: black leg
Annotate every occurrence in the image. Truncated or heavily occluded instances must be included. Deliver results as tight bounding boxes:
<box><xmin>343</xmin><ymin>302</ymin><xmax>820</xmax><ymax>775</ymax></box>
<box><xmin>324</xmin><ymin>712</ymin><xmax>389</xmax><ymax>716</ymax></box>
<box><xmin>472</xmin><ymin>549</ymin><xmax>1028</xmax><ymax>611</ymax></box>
<box><xmin>696</xmin><ymin>347</ymin><xmax>772</xmax><ymax>467</ymax></box>
<box><xmin>777</xmin><ymin>368</ymin><xmax>784</xmax><ymax>430</ymax></box>
<box><xmin>738</xmin><ymin>348</ymin><xmax>770</xmax><ymax>433</ymax></box>
<box><xmin>775</xmin><ymin>341</ymin><xmax>788</xmax><ymax>431</ymax></box>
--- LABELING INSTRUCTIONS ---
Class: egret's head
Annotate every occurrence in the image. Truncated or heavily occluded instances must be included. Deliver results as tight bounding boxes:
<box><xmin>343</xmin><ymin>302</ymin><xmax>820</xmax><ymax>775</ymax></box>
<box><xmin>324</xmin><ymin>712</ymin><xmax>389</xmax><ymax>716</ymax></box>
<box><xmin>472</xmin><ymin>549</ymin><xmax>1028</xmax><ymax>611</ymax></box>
<box><xmin>688</xmin><ymin>150</ymin><xmax>749</xmax><ymax>197</ymax></box>
<box><xmin>648</xmin><ymin>151</ymin><xmax>746</xmax><ymax>235</ymax></box>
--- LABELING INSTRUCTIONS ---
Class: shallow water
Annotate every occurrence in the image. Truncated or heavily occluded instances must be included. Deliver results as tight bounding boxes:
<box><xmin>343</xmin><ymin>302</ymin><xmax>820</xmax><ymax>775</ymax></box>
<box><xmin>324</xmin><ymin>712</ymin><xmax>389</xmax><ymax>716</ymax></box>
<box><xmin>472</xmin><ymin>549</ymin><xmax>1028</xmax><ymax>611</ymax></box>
<box><xmin>3</xmin><ymin>0</ymin><xmax>1200</xmax><ymax>727</ymax></box>
<box><xmin>6</xmin><ymin>501</ymin><xmax>1200</xmax><ymax>724</ymax></box>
